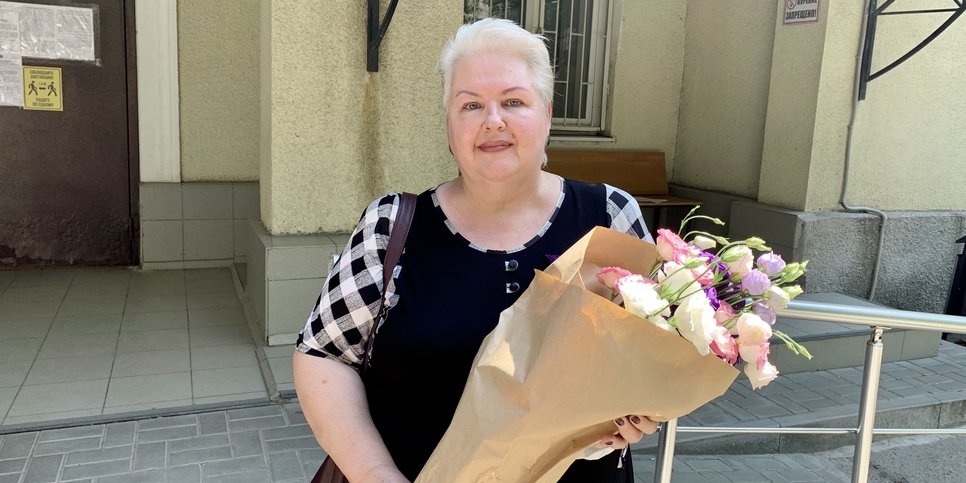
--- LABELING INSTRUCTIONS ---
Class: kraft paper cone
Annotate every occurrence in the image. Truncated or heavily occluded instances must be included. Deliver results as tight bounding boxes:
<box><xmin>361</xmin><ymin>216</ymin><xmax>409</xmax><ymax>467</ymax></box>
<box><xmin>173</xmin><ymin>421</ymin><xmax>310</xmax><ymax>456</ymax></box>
<box><xmin>416</xmin><ymin>227</ymin><xmax>740</xmax><ymax>483</ymax></box>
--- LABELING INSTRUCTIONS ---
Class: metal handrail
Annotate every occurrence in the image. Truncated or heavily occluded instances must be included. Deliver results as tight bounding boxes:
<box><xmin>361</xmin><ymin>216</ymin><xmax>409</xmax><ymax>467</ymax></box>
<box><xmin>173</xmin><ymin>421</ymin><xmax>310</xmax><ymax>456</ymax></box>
<box><xmin>653</xmin><ymin>299</ymin><xmax>966</xmax><ymax>483</ymax></box>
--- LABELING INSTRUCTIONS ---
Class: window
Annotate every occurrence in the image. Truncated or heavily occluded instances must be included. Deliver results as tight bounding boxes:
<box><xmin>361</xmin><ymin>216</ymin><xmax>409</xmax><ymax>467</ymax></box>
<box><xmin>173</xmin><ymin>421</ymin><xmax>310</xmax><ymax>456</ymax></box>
<box><xmin>464</xmin><ymin>0</ymin><xmax>613</xmax><ymax>133</ymax></box>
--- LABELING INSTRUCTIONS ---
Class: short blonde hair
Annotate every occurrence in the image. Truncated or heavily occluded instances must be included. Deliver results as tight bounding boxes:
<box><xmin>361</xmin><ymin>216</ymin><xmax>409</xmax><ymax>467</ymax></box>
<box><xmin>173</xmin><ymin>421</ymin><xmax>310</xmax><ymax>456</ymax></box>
<box><xmin>437</xmin><ymin>18</ymin><xmax>553</xmax><ymax>112</ymax></box>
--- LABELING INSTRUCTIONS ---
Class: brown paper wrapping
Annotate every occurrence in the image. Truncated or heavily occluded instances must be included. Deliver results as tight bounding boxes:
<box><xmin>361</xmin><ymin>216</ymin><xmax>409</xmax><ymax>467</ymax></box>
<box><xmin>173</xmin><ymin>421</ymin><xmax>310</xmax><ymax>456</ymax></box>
<box><xmin>416</xmin><ymin>227</ymin><xmax>739</xmax><ymax>483</ymax></box>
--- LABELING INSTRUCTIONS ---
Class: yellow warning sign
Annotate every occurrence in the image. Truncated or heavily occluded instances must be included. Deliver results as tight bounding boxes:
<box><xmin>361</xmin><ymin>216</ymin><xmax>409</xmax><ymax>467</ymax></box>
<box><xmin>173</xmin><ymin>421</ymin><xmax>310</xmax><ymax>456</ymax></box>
<box><xmin>23</xmin><ymin>66</ymin><xmax>63</xmax><ymax>111</ymax></box>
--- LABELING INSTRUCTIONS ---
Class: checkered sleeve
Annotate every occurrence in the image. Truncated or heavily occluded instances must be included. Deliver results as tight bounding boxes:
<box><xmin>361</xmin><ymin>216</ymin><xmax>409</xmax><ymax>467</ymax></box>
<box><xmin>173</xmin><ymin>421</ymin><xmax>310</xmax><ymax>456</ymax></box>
<box><xmin>295</xmin><ymin>193</ymin><xmax>402</xmax><ymax>371</ymax></box>
<box><xmin>605</xmin><ymin>184</ymin><xmax>654</xmax><ymax>243</ymax></box>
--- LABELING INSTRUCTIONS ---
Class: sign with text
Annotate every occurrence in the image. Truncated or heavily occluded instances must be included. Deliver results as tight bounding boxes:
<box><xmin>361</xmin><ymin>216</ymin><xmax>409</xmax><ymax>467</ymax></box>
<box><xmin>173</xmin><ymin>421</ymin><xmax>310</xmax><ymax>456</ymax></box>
<box><xmin>23</xmin><ymin>65</ymin><xmax>61</xmax><ymax>110</ymax></box>
<box><xmin>784</xmin><ymin>0</ymin><xmax>819</xmax><ymax>24</ymax></box>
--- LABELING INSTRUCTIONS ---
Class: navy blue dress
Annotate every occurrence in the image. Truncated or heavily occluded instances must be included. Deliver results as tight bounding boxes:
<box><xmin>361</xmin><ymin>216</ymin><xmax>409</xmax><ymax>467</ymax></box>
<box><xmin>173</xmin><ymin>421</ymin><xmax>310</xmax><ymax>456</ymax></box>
<box><xmin>363</xmin><ymin>179</ymin><xmax>635</xmax><ymax>482</ymax></box>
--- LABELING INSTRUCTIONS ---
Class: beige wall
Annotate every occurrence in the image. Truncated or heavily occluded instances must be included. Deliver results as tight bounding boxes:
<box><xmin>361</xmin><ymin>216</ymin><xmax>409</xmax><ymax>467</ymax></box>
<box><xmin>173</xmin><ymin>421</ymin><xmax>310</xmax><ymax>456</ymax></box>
<box><xmin>673</xmin><ymin>0</ymin><xmax>776</xmax><ymax>198</ymax></box>
<box><xmin>552</xmin><ymin>0</ymin><xmax>687</xmax><ymax>170</ymax></box>
<box><xmin>260</xmin><ymin>0</ymin><xmax>457</xmax><ymax>235</ymax></box>
<box><xmin>178</xmin><ymin>0</ymin><xmax>260</xmax><ymax>181</ymax></box>
<box><xmin>847</xmin><ymin>11</ymin><xmax>966</xmax><ymax>210</ymax></box>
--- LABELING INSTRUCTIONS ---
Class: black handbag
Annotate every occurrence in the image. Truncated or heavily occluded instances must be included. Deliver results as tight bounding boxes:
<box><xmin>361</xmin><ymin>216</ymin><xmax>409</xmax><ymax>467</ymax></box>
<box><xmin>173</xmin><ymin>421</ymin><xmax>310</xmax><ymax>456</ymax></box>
<box><xmin>312</xmin><ymin>192</ymin><xmax>417</xmax><ymax>483</ymax></box>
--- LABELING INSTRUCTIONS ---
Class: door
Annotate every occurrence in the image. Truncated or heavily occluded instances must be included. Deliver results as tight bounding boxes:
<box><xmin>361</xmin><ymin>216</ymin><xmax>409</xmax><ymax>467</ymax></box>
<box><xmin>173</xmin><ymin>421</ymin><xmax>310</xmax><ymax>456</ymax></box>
<box><xmin>0</xmin><ymin>0</ymin><xmax>138</xmax><ymax>267</ymax></box>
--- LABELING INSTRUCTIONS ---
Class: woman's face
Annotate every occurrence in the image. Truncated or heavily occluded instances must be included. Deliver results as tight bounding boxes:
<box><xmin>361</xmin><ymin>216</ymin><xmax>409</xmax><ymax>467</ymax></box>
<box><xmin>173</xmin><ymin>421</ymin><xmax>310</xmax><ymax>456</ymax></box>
<box><xmin>447</xmin><ymin>51</ymin><xmax>551</xmax><ymax>185</ymax></box>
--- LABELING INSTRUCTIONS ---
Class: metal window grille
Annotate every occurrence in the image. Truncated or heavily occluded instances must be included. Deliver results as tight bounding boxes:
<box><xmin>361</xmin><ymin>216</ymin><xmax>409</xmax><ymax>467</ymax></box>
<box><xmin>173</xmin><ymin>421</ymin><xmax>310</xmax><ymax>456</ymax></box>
<box><xmin>464</xmin><ymin>0</ymin><xmax>612</xmax><ymax>132</ymax></box>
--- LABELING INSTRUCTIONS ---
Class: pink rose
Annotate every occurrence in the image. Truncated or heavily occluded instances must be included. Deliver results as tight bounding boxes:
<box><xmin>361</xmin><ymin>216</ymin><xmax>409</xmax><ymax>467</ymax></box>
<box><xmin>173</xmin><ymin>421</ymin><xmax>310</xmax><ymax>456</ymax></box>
<box><xmin>597</xmin><ymin>266</ymin><xmax>633</xmax><ymax>290</ymax></box>
<box><xmin>690</xmin><ymin>262</ymin><xmax>715</xmax><ymax>286</ymax></box>
<box><xmin>714</xmin><ymin>302</ymin><xmax>736</xmax><ymax>325</ymax></box>
<box><xmin>614</xmin><ymin>274</ymin><xmax>655</xmax><ymax>295</ymax></box>
<box><xmin>656</xmin><ymin>229</ymin><xmax>696</xmax><ymax>264</ymax></box>
<box><xmin>710</xmin><ymin>324</ymin><xmax>738</xmax><ymax>365</ymax></box>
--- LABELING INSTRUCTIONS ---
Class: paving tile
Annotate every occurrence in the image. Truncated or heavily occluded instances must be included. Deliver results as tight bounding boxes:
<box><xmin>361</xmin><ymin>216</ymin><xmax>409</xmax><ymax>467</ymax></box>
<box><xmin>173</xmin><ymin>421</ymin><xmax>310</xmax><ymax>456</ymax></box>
<box><xmin>228</xmin><ymin>431</ymin><xmax>263</xmax><ymax>457</ymax></box>
<box><xmin>0</xmin><ymin>337</ymin><xmax>44</xmax><ymax>363</ymax></box>
<box><xmin>167</xmin><ymin>434</ymin><xmax>228</xmax><ymax>453</ymax></box>
<box><xmin>116</xmin><ymin>329</ymin><xmax>189</xmax><ymax>353</ymax></box>
<box><xmin>188</xmin><ymin>325</ymin><xmax>252</xmax><ymax>348</ymax></box>
<box><xmin>60</xmin><ymin>459</ymin><xmax>132</xmax><ymax>481</ymax></box>
<box><xmin>101</xmin><ymin>399</ymin><xmax>194</xmax><ymax>416</ymax></box>
<box><xmin>7</xmin><ymin>379</ymin><xmax>108</xmax><ymax>417</ymax></box>
<box><xmin>120</xmin><ymin>311</ymin><xmax>188</xmax><ymax>333</ymax></box>
<box><xmin>0</xmin><ymin>432</ymin><xmax>38</xmax><ymax>460</ymax></box>
<box><xmin>189</xmin><ymin>344</ymin><xmax>257</xmax><ymax>371</ymax></box>
<box><xmin>0</xmin><ymin>360</ymin><xmax>32</xmax><ymax>388</ymax></box>
<box><xmin>226</xmin><ymin>415</ymin><xmax>285</xmax><ymax>434</ymax></box>
<box><xmin>0</xmin><ymin>285</ymin><xmax>68</xmax><ymax>303</ymax></box>
<box><xmin>184</xmin><ymin>277</ymin><xmax>235</xmax><ymax>295</ymax></box>
<box><xmin>136</xmin><ymin>426</ymin><xmax>197</xmax><ymax>444</ymax></box>
<box><xmin>0</xmin><ymin>458</ymin><xmax>26</xmax><ymax>474</ymax></box>
<box><xmin>25</xmin><ymin>354</ymin><xmax>115</xmax><ymax>385</ymax></box>
<box><xmin>0</xmin><ymin>300</ymin><xmax>59</xmax><ymax>320</ymax></box>
<box><xmin>269</xmin><ymin>451</ymin><xmax>304</xmax><ymax>480</ymax></box>
<box><xmin>282</xmin><ymin>404</ymin><xmax>306</xmax><ymax>426</ymax></box>
<box><xmin>264</xmin><ymin>436</ymin><xmax>318</xmax><ymax>453</ymax></box>
<box><xmin>38</xmin><ymin>425</ymin><xmax>103</xmax><ymax>442</ymax></box>
<box><xmin>124</xmin><ymin>295</ymin><xmax>187</xmax><ymax>314</ymax></box>
<box><xmin>57</xmin><ymin>298</ymin><xmax>126</xmax><ymax>317</ymax></box>
<box><xmin>105</xmin><ymin>373</ymin><xmax>192</xmax><ymax>407</ymax></box>
<box><xmin>261</xmin><ymin>424</ymin><xmax>313</xmax><ymax>442</ymax></box>
<box><xmin>201</xmin><ymin>454</ymin><xmax>265</xmax><ymax>477</ymax></box>
<box><xmin>138</xmin><ymin>414</ymin><xmax>197</xmax><ymax>431</ymax></box>
<box><xmin>111</xmin><ymin>349</ymin><xmax>190</xmax><ymax>377</ymax></box>
<box><xmin>65</xmin><ymin>445</ymin><xmax>133</xmax><ymax>466</ymax></box>
<box><xmin>186</xmin><ymin>306</ymin><xmax>245</xmax><ymax>328</ymax></box>
<box><xmin>101</xmin><ymin>422</ymin><xmax>136</xmax><ymax>447</ymax></box>
<box><xmin>185</xmin><ymin>292</ymin><xmax>240</xmax><ymax>311</ymax></box>
<box><xmin>127</xmin><ymin>279</ymin><xmax>186</xmax><ymax>298</ymax></box>
<box><xmin>47</xmin><ymin>314</ymin><xmax>122</xmax><ymax>337</ymax></box>
<box><xmin>193</xmin><ymin>392</ymin><xmax>267</xmax><ymax>406</ymax></box>
<box><xmin>227</xmin><ymin>405</ymin><xmax>282</xmax><ymax>420</ymax></box>
<box><xmin>37</xmin><ymin>333</ymin><xmax>118</xmax><ymax>359</ymax></box>
<box><xmin>167</xmin><ymin>445</ymin><xmax>232</xmax><ymax>466</ymax></box>
<box><xmin>94</xmin><ymin>469</ymin><xmax>164</xmax><ymax>483</ymax></box>
<box><xmin>183</xmin><ymin>269</ymin><xmax>231</xmax><ymax>281</ymax></box>
<box><xmin>133</xmin><ymin>442</ymin><xmax>165</xmax><ymax>470</ymax></box>
<box><xmin>21</xmin><ymin>454</ymin><xmax>63</xmax><ymax>483</ymax></box>
<box><xmin>192</xmin><ymin>366</ymin><xmax>264</xmax><ymax>398</ymax></box>
<box><xmin>0</xmin><ymin>317</ymin><xmax>54</xmax><ymax>339</ymax></box>
<box><xmin>204</xmin><ymin>468</ymin><xmax>272</xmax><ymax>483</ymax></box>
<box><xmin>197</xmin><ymin>412</ymin><xmax>227</xmax><ymax>435</ymax></box>
<box><xmin>9</xmin><ymin>271</ymin><xmax>74</xmax><ymax>289</ymax></box>
<box><xmin>2</xmin><ymin>409</ymin><xmax>102</xmax><ymax>426</ymax></box>
<box><xmin>164</xmin><ymin>464</ymin><xmax>201</xmax><ymax>482</ymax></box>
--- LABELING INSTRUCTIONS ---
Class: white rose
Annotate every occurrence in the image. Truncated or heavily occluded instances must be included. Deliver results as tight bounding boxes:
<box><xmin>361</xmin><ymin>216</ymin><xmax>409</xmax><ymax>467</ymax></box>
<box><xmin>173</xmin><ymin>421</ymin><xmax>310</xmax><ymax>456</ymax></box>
<box><xmin>620</xmin><ymin>279</ymin><xmax>672</xmax><ymax>330</ymax></box>
<box><xmin>657</xmin><ymin>262</ymin><xmax>701</xmax><ymax>303</ymax></box>
<box><xmin>736</xmin><ymin>312</ymin><xmax>772</xmax><ymax>346</ymax></box>
<box><xmin>722</xmin><ymin>246</ymin><xmax>754</xmax><ymax>277</ymax></box>
<box><xmin>672</xmin><ymin>291</ymin><xmax>716</xmax><ymax>356</ymax></box>
<box><xmin>744</xmin><ymin>360</ymin><xmax>779</xmax><ymax>390</ymax></box>
<box><xmin>765</xmin><ymin>285</ymin><xmax>789</xmax><ymax>310</ymax></box>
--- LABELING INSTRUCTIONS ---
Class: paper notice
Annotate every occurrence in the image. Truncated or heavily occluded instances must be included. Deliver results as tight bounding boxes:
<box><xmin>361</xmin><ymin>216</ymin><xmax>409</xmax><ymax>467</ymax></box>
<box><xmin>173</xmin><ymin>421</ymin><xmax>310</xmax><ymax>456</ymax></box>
<box><xmin>0</xmin><ymin>51</ymin><xmax>23</xmax><ymax>106</ymax></box>
<box><xmin>0</xmin><ymin>2</ymin><xmax>95</xmax><ymax>61</ymax></box>
<box><xmin>0</xmin><ymin>7</ymin><xmax>23</xmax><ymax>107</ymax></box>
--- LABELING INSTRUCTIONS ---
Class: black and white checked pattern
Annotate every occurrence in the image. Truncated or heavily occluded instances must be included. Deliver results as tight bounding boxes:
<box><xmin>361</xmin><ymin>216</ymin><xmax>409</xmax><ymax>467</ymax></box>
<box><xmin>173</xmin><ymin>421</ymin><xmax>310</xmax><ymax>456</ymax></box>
<box><xmin>296</xmin><ymin>184</ymin><xmax>650</xmax><ymax>369</ymax></box>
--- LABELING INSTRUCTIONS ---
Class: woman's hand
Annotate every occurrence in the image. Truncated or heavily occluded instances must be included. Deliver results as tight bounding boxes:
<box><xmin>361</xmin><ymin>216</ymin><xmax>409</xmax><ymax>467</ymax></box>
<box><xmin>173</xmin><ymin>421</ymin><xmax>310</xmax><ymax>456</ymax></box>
<box><xmin>593</xmin><ymin>415</ymin><xmax>659</xmax><ymax>449</ymax></box>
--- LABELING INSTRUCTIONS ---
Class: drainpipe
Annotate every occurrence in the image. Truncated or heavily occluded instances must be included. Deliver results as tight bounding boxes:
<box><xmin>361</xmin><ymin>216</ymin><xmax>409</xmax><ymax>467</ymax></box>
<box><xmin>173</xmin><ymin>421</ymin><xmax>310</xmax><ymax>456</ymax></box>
<box><xmin>841</xmin><ymin>0</ymin><xmax>888</xmax><ymax>300</ymax></box>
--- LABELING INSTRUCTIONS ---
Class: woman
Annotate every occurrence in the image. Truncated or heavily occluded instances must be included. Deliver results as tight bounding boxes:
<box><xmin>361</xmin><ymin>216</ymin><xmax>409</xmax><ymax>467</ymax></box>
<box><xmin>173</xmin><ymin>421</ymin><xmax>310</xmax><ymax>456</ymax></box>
<box><xmin>294</xmin><ymin>18</ymin><xmax>657</xmax><ymax>483</ymax></box>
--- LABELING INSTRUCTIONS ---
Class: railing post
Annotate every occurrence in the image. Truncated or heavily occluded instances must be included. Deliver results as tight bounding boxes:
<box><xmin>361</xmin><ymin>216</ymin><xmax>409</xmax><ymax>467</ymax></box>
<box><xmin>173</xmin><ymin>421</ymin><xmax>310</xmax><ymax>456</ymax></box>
<box><xmin>653</xmin><ymin>418</ymin><xmax>677</xmax><ymax>483</ymax></box>
<box><xmin>852</xmin><ymin>327</ymin><xmax>885</xmax><ymax>483</ymax></box>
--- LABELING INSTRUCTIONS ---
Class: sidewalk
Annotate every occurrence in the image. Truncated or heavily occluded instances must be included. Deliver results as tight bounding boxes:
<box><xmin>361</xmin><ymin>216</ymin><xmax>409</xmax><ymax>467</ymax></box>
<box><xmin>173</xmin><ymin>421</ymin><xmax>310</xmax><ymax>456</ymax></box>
<box><xmin>2</xmin><ymin>340</ymin><xmax>965</xmax><ymax>482</ymax></box>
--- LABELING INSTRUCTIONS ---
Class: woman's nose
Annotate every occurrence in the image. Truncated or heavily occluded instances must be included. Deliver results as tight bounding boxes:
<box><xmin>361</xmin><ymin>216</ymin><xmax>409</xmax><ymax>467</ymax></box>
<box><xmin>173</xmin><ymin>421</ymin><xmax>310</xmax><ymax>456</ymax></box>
<box><xmin>482</xmin><ymin>104</ymin><xmax>506</xmax><ymax>131</ymax></box>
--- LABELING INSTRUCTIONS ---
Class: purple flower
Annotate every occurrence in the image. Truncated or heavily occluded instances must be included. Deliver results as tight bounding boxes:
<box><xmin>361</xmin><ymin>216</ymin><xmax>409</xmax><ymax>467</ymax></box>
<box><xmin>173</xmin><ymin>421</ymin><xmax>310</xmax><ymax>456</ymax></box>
<box><xmin>753</xmin><ymin>303</ymin><xmax>777</xmax><ymax>325</ymax></box>
<box><xmin>705</xmin><ymin>286</ymin><xmax>720</xmax><ymax>310</ymax></box>
<box><xmin>741</xmin><ymin>269</ymin><xmax>771</xmax><ymax>296</ymax></box>
<box><xmin>757</xmin><ymin>253</ymin><xmax>786</xmax><ymax>276</ymax></box>
<box><xmin>545</xmin><ymin>254</ymin><xmax>560</xmax><ymax>263</ymax></box>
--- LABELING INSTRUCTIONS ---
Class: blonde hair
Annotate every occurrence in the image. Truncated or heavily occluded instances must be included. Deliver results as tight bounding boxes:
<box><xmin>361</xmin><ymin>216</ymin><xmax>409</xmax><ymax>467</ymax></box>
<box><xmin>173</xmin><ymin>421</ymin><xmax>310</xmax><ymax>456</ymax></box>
<box><xmin>437</xmin><ymin>18</ymin><xmax>553</xmax><ymax>112</ymax></box>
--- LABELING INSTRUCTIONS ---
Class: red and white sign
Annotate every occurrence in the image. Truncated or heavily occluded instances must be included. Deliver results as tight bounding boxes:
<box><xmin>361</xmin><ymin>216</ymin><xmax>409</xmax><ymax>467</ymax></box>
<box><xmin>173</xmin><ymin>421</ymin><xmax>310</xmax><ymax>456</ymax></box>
<box><xmin>784</xmin><ymin>0</ymin><xmax>819</xmax><ymax>24</ymax></box>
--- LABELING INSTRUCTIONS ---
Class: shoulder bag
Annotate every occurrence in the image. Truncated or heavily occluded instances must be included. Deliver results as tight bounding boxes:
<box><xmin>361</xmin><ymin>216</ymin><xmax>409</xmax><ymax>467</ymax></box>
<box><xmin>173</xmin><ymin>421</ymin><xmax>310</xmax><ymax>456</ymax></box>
<box><xmin>312</xmin><ymin>191</ymin><xmax>417</xmax><ymax>483</ymax></box>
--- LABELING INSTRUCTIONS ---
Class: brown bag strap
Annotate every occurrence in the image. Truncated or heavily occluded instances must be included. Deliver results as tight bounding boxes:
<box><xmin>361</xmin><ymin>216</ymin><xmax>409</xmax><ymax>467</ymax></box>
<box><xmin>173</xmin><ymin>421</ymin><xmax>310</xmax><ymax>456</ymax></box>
<box><xmin>361</xmin><ymin>192</ymin><xmax>417</xmax><ymax>371</ymax></box>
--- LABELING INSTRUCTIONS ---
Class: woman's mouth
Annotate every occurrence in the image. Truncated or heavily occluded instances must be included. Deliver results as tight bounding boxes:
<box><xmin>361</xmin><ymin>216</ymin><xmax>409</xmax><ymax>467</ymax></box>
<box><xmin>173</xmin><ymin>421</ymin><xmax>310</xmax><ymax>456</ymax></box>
<box><xmin>477</xmin><ymin>141</ymin><xmax>512</xmax><ymax>153</ymax></box>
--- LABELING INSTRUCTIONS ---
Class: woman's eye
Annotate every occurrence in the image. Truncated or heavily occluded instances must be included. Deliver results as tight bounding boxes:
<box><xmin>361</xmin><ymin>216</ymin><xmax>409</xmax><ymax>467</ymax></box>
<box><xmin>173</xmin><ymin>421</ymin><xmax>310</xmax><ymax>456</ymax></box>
<box><xmin>505</xmin><ymin>99</ymin><xmax>522</xmax><ymax>107</ymax></box>
<box><xmin>462</xmin><ymin>102</ymin><xmax>481</xmax><ymax>111</ymax></box>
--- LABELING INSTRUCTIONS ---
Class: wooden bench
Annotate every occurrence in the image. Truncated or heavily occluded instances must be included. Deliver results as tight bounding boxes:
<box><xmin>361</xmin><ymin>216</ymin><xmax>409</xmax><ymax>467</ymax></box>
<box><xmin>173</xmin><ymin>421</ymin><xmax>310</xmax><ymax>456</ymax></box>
<box><xmin>544</xmin><ymin>149</ymin><xmax>700</xmax><ymax>208</ymax></box>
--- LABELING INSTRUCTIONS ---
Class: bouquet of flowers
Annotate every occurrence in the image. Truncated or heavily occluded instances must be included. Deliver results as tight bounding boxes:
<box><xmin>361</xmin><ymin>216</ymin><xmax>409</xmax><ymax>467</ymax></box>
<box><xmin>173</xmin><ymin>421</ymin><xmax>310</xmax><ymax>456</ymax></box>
<box><xmin>596</xmin><ymin>207</ymin><xmax>810</xmax><ymax>390</ymax></box>
<box><xmin>416</xmin><ymin>208</ymin><xmax>810</xmax><ymax>482</ymax></box>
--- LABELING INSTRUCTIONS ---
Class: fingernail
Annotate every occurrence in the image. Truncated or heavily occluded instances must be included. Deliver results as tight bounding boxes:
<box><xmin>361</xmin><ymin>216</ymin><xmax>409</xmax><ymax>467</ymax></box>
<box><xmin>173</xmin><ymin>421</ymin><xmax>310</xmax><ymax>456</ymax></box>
<box><xmin>630</xmin><ymin>416</ymin><xmax>641</xmax><ymax>425</ymax></box>
<box><xmin>615</xmin><ymin>418</ymin><xmax>624</xmax><ymax>426</ymax></box>
<box><xmin>605</xmin><ymin>441</ymin><xmax>613</xmax><ymax>445</ymax></box>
